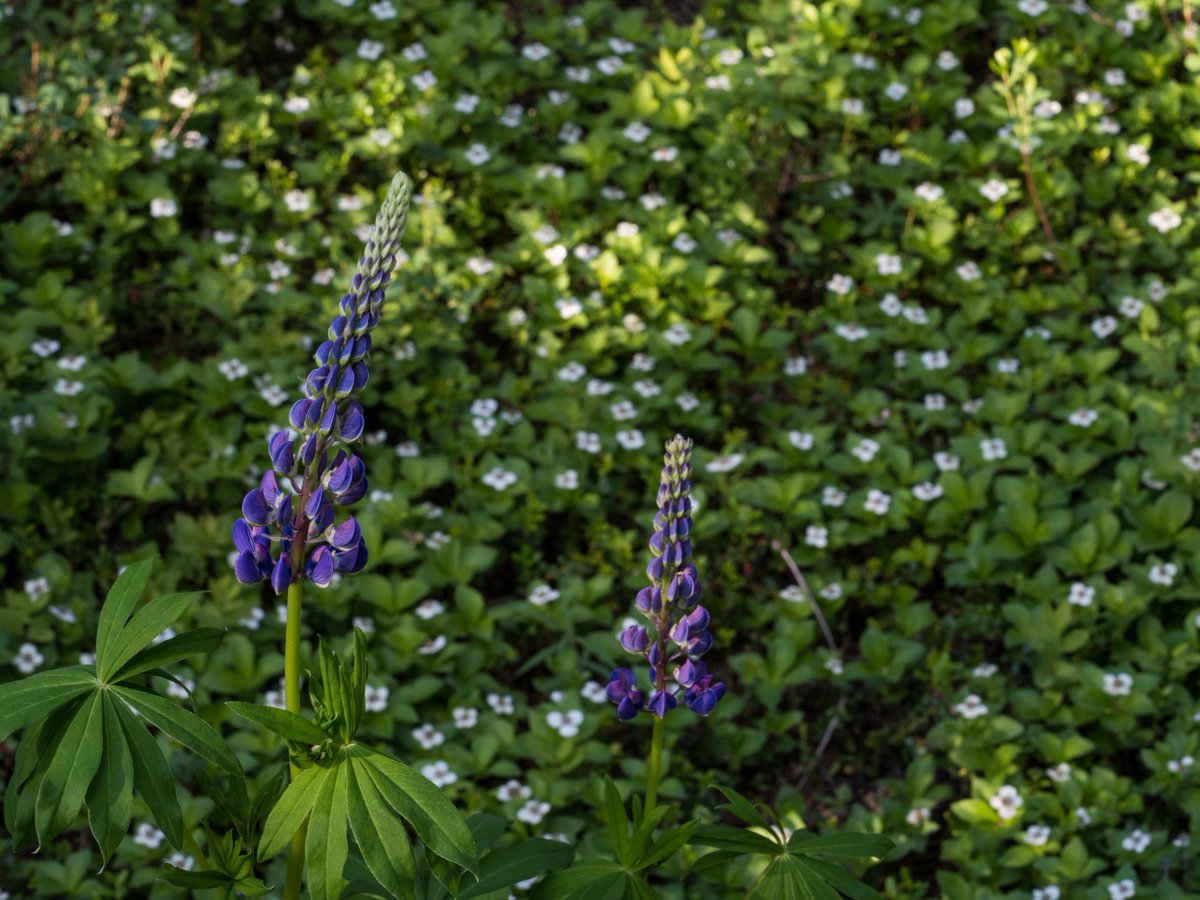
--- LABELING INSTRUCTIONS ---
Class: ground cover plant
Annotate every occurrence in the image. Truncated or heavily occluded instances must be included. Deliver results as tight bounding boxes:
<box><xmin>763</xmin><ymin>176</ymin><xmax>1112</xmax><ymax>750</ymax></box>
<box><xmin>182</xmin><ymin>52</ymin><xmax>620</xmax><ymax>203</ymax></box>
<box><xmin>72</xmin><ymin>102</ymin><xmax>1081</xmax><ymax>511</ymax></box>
<box><xmin>1</xmin><ymin>0</ymin><xmax>1199</xmax><ymax>897</ymax></box>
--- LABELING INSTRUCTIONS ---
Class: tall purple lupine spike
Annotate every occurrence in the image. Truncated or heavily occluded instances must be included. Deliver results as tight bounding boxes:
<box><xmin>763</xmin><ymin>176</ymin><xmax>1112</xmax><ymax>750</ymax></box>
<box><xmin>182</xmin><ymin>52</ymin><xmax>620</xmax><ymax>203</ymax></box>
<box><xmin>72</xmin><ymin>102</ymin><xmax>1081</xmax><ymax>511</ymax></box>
<box><xmin>608</xmin><ymin>434</ymin><xmax>725</xmax><ymax>719</ymax></box>
<box><xmin>232</xmin><ymin>173</ymin><xmax>413</xmax><ymax>593</ymax></box>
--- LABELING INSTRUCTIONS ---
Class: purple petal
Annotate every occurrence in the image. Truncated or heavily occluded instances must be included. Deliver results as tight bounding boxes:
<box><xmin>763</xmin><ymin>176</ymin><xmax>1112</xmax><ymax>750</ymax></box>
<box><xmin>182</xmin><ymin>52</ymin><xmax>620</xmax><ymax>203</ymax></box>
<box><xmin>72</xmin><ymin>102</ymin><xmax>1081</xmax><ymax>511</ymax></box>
<box><xmin>327</xmin><ymin>516</ymin><xmax>361</xmax><ymax>550</ymax></box>
<box><xmin>340</xmin><ymin>401</ymin><xmax>365</xmax><ymax>442</ymax></box>
<box><xmin>241</xmin><ymin>489</ymin><xmax>271</xmax><ymax>527</ymax></box>
<box><xmin>270</xmin><ymin>555</ymin><xmax>291</xmax><ymax>594</ymax></box>
<box><xmin>288</xmin><ymin>400</ymin><xmax>311</xmax><ymax>431</ymax></box>
<box><xmin>234</xmin><ymin>552</ymin><xmax>266</xmax><ymax>584</ymax></box>
<box><xmin>308</xmin><ymin>546</ymin><xmax>334</xmax><ymax>588</ymax></box>
<box><xmin>232</xmin><ymin>519</ymin><xmax>255</xmax><ymax>555</ymax></box>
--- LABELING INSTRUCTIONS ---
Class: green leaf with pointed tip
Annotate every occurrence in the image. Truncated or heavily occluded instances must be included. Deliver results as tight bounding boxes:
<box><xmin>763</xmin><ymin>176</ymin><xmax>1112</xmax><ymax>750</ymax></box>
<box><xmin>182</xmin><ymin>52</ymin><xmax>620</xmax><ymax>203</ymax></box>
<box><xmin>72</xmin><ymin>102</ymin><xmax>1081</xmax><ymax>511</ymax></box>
<box><xmin>357</xmin><ymin>749</ymin><xmax>477</xmax><ymax>874</ymax></box>
<box><xmin>791</xmin><ymin>833</ymin><xmax>893</xmax><ymax>860</ymax></box>
<box><xmin>95</xmin><ymin>558</ymin><xmax>155</xmax><ymax>673</ymax></box>
<box><xmin>710</xmin><ymin>784</ymin><xmax>775</xmax><ymax>832</ymax></box>
<box><xmin>99</xmin><ymin>592</ymin><xmax>203</xmax><ymax>682</ymax></box>
<box><xmin>801</xmin><ymin>858</ymin><xmax>885</xmax><ymax>900</ymax></box>
<box><xmin>347</xmin><ymin>760</ymin><xmax>415</xmax><ymax>898</ymax></box>
<box><xmin>306</xmin><ymin>760</ymin><xmax>350</xmax><ymax>900</ymax></box>
<box><xmin>87</xmin><ymin>695</ymin><xmax>135</xmax><ymax>866</ymax></box>
<box><xmin>602</xmin><ymin>777</ymin><xmax>630</xmax><ymax>865</ymax></box>
<box><xmin>259</xmin><ymin>763</ymin><xmax>331</xmax><ymax>860</ymax></box>
<box><xmin>0</xmin><ymin>666</ymin><xmax>98</xmax><ymax>743</ymax></box>
<box><xmin>530</xmin><ymin>859</ymin><xmax>627</xmax><ymax>900</ymax></box>
<box><xmin>112</xmin><ymin>697</ymin><xmax>184</xmax><ymax>850</ymax></box>
<box><xmin>638</xmin><ymin>820</ymin><xmax>695</xmax><ymax>870</ymax></box>
<box><xmin>459</xmin><ymin>838</ymin><xmax>574</xmax><ymax>899</ymax></box>
<box><xmin>4</xmin><ymin>719</ymin><xmax>49</xmax><ymax>837</ymax></box>
<box><xmin>114</xmin><ymin>685</ymin><xmax>241</xmax><ymax>775</ymax></box>
<box><xmin>466</xmin><ymin>813</ymin><xmax>507</xmax><ymax>852</ymax></box>
<box><xmin>112</xmin><ymin>627</ymin><xmax>226</xmax><ymax>682</ymax></box>
<box><xmin>691</xmin><ymin>824</ymin><xmax>782</xmax><ymax>857</ymax></box>
<box><xmin>35</xmin><ymin>691</ymin><xmax>105</xmax><ymax>849</ymax></box>
<box><xmin>226</xmin><ymin>701</ymin><xmax>331</xmax><ymax>745</ymax></box>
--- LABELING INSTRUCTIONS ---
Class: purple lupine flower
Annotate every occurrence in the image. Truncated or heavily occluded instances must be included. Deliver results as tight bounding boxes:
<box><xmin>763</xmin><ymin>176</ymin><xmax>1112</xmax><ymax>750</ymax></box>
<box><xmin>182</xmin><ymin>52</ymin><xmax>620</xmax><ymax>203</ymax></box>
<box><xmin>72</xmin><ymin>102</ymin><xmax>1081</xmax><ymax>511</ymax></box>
<box><xmin>232</xmin><ymin>173</ymin><xmax>412</xmax><ymax>593</ymax></box>
<box><xmin>607</xmin><ymin>434</ymin><xmax>725</xmax><ymax>719</ymax></box>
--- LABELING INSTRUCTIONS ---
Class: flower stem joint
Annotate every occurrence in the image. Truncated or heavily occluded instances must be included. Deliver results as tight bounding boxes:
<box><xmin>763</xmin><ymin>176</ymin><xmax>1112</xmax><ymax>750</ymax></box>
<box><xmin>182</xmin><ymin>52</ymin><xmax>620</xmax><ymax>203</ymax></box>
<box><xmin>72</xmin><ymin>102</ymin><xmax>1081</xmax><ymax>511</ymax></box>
<box><xmin>231</xmin><ymin>173</ymin><xmax>413</xmax><ymax>593</ymax></box>
<box><xmin>607</xmin><ymin>434</ymin><xmax>725</xmax><ymax>720</ymax></box>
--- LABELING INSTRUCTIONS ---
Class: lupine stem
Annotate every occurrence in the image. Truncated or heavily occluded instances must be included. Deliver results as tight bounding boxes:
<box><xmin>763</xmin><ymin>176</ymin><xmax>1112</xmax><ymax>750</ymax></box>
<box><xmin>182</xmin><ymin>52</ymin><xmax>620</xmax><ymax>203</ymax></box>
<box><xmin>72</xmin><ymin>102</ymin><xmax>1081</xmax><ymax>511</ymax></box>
<box><xmin>282</xmin><ymin>580</ymin><xmax>306</xmax><ymax>900</ymax></box>
<box><xmin>645</xmin><ymin>715</ymin><xmax>665</xmax><ymax>812</ymax></box>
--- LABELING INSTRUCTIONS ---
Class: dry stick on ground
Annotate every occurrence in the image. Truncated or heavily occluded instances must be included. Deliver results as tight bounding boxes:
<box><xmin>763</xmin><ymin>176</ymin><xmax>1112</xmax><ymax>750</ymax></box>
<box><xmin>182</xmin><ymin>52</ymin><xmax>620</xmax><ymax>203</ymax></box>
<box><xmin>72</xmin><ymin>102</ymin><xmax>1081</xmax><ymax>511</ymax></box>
<box><xmin>774</xmin><ymin>540</ymin><xmax>847</xmax><ymax>795</ymax></box>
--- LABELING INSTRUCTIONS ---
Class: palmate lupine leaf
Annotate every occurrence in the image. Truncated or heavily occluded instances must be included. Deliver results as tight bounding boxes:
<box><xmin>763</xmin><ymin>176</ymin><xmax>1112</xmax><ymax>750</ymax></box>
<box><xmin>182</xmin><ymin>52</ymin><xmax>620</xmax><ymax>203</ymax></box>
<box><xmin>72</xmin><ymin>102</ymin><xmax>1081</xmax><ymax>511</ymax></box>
<box><xmin>0</xmin><ymin>558</ymin><xmax>237</xmax><ymax>863</ymax></box>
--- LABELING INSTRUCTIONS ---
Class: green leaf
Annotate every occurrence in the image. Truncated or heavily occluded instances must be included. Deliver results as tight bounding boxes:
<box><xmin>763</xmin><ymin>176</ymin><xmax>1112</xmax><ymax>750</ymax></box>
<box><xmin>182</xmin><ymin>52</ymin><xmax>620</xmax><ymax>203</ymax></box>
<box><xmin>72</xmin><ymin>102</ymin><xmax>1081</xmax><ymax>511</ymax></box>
<box><xmin>531</xmin><ymin>859</ymin><xmax>627</xmax><ymax>900</ymax></box>
<box><xmin>95</xmin><ymin>558</ymin><xmax>155</xmax><ymax>675</ymax></box>
<box><xmin>357</xmin><ymin>748</ymin><xmax>477</xmax><ymax>874</ymax></box>
<box><xmin>459</xmin><ymin>838</ymin><xmax>574</xmax><ymax>898</ymax></box>
<box><xmin>87</xmin><ymin>695</ymin><xmax>135</xmax><ymax>865</ymax></box>
<box><xmin>160</xmin><ymin>868</ymin><xmax>239</xmax><ymax>889</ymax></box>
<box><xmin>346</xmin><ymin>760</ymin><xmax>415</xmax><ymax>898</ymax></box>
<box><xmin>5</xmin><ymin>719</ymin><xmax>50</xmax><ymax>837</ymax></box>
<box><xmin>226</xmin><ymin>701</ymin><xmax>330</xmax><ymax>746</ymax></box>
<box><xmin>603</xmin><ymin>777</ymin><xmax>630</xmax><ymax>864</ymax></box>
<box><xmin>113</xmin><ymin>696</ymin><xmax>184</xmax><ymax>850</ymax></box>
<box><xmin>638</xmin><ymin>820</ymin><xmax>696</xmax><ymax>870</ymax></box>
<box><xmin>114</xmin><ymin>685</ymin><xmax>241</xmax><ymax>775</ymax></box>
<box><xmin>791</xmin><ymin>832</ymin><xmax>893</xmax><ymax>860</ymax></box>
<box><xmin>34</xmin><ymin>692</ymin><xmax>104</xmax><ymax>849</ymax></box>
<box><xmin>801</xmin><ymin>858</ymin><xmax>885</xmax><ymax>900</ymax></box>
<box><xmin>112</xmin><ymin>627</ymin><xmax>226</xmax><ymax>682</ymax></box>
<box><xmin>709</xmin><ymin>784</ymin><xmax>774</xmax><ymax>832</ymax></box>
<box><xmin>0</xmin><ymin>666</ymin><xmax>98</xmax><ymax>743</ymax></box>
<box><xmin>691</xmin><ymin>824</ymin><xmax>782</xmax><ymax>857</ymax></box>
<box><xmin>99</xmin><ymin>592</ymin><xmax>202</xmax><ymax>682</ymax></box>
<box><xmin>306</xmin><ymin>761</ymin><xmax>350</xmax><ymax>900</ymax></box>
<box><xmin>466</xmin><ymin>813</ymin><xmax>508</xmax><ymax>852</ymax></box>
<box><xmin>259</xmin><ymin>763</ymin><xmax>331</xmax><ymax>860</ymax></box>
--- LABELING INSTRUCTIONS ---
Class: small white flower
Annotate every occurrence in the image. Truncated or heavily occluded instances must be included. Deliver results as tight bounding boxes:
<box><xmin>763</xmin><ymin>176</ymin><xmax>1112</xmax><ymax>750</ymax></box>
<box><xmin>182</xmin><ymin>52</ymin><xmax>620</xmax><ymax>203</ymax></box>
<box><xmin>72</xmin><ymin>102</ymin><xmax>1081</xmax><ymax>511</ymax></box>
<box><xmin>826</xmin><ymin>273</ymin><xmax>854</xmax><ymax>294</ymax></box>
<box><xmin>31</xmin><ymin>338</ymin><xmax>61</xmax><ymax>357</ymax></box>
<box><xmin>878</xmin><ymin>148</ymin><xmax>902</xmax><ymax>166</ymax></box>
<box><xmin>358</xmin><ymin>39</ymin><xmax>383</xmax><ymax>60</ymax></box>
<box><xmin>1034</xmin><ymin>99</ymin><xmax>1061</xmax><ymax>118</ymax></box>
<box><xmin>972</xmin><ymin>662</ymin><xmax>998</xmax><ymax>678</ymax></box>
<box><xmin>24</xmin><ymin>577</ymin><xmax>50</xmax><ymax>601</ymax></box>
<box><xmin>481</xmin><ymin>467</ymin><xmax>518</xmax><ymax>491</ymax></box>
<box><xmin>623</xmin><ymin>121</ymin><xmax>651</xmax><ymax>143</ymax></box>
<box><xmin>1068</xmin><ymin>408</ymin><xmax>1098</xmax><ymax>427</ymax></box>
<box><xmin>924</xmin><ymin>393</ymin><xmax>946</xmax><ymax>411</ymax></box>
<box><xmin>1108</xmin><ymin>879</ymin><xmax>1136</xmax><ymax>900</ymax></box>
<box><xmin>805</xmin><ymin>526</ymin><xmax>828</xmax><ymax>548</ymax></box>
<box><xmin>1102</xmin><ymin>672</ymin><xmax>1134</xmax><ymax>696</ymax></box>
<box><xmin>822</xmin><ymin>486</ymin><xmax>846</xmax><ymax>507</ymax></box>
<box><xmin>934</xmin><ymin>452</ymin><xmax>960</xmax><ymax>471</ymax></box>
<box><xmin>465</xmin><ymin>143</ymin><xmax>491</xmax><ymax>166</ymax></box>
<box><xmin>167</xmin><ymin>852</ymin><xmax>195</xmax><ymax>871</ymax></box>
<box><xmin>980</xmin><ymin>179</ymin><xmax>1009</xmax><ymax>202</ymax></box>
<box><xmin>150</xmin><ymin>198</ymin><xmax>177</xmax><ymax>218</ymax></box>
<box><xmin>1068</xmin><ymin>583</ymin><xmax>1095</xmax><ymax>607</ymax></box>
<box><xmin>921</xmin><ymin>350</ymin><xmax>950</xmax><ymax>371</ymax></box>
<box><xmin>980</xmin><ymin>438</ymin><xmax>1008</xmax><ymax>461</ymax></box>
<box><xmin>496</xmin><ymin>779</ymin><xmax>532</xmax><ymax>802</ymax></box>
<box><xmin>168</xmin><ymin>87</ymin><xmax>196</xmax><ymax>108</ymax></box>
<box><xmin>576</xmin><ymin>431</ymin><xmax>601</xmax><ymax>454</ymax></box>
<box><xmin>851</xmin><ymin>438</ymin><xmax>880</xmax><ymax>463</ymax></box>
<box><xmin>663</xmin><ymin>323</ymin><xmax>692</xmax><ymax>345</ymax></box>
<box><xmin>875</xmin><ymin>253</ymin><xmax>902</xmax><ymax>275</ymax></box>
<box><xmin>57</xmin><ymin>353</ymin><xmax>86</xmax><ymax>370</ymax></box>
<box><xmin>784</xmin><ymin>356</ymin><xmax>808</xmax><ymax>376</ymax></box>
<box><xmin>554</xmin><ymin>469</ymin><xmax>579</xmax><ymax>491</ymax></box>
<box><xmin>824</xmin><ymin>657</ymin><xmax>843</xmax><ymax>675</ymax></box>
<box><xmin>14</xmin><ymin>642</ymin><xmax>44</xmax><ymax>674</ymax></box>
<box><xmin>54</xmin><ymin>379</ymin><xmax>84</xmax><ymax>397</ymax></box>
<box><xmin>884</xmin><ymin>81</ymin><xmax>908</xmax><ymax>101</ymax></box>
<box><xmin>914</xmin><ymin>182</ymin><xmax>944</xmax><ymax>203</ymax></box>
<box><xmin>676</xmin><ymin>392</ymin><xmax>700</xmax><ymax>412</ymax></box>
<box><xmin>616</xmin><ymin>429</ymin><xmax>645</xmax><ymax>450</ymax></box>
<box><xmin>1127</xmin><ymin>143</ymin><xmax>1150</xmax><ymax>165</ymax></box>
<box><xmin>957</xmin><ymin>261</ymin><xmax>982</xmax><ymax>282</ymax></box>
<box><xmin>912</xmin><ymin>482</ymin><xmax>942</xmax><ymax>501</ymax></box>
<box><xmin>418</xmin><ymin>635</ymin><xmax>447</xmax><ymax>655</ymax></box>
<box><xmin>134</xmin><ymin>822</ymin><xmax>165</xmax><ymax>849</ymax></box>
<box><xmin>283</xmin><ymin>96</ymin><xmax>310</xmax><ymax>114</ymax></box>
<box><xmin>517</xmin><ymin>800</ymin><xmax>551</xmax><ymax>824</ymax></box>
<box><xmin>905</xmin><ymin>807</ymin><xmax>932</xmax><ymax>826</ymax></box>
<box><xmin>1025</xmin><ymin>824</ymin><xmax>1051</xmax><ymax>847</ymax></box>
<box><xmin>596</xmin><ymin>56</ymin><xmax>623</xmax><ymax>76</ymax></box>
<box><xmin>421</xmin><ymin>761</ymin><xmax>457</xmax><ymax>788</ymax></box>
<box><xmin>411</xmin><ymin>70</ymin><xmax>438</xmax><ymax>91</ymax></box>
<box><xmin>283</xmin><ymin>190</ymin><xmax>309</xmax><ymax>213</ymax></box>
<box><xmin>1148</xmin><ymin>562</ymin><xmax>1177</xmax><ymax>586</ymax></box>
<box><xmin>788</xmin><ymin>431</ymin><xmax>813</xmax><ymax>450</ymax></box>
<box><xmin>1046</xmin><ymin>762</ymin><xmax>1071</xmax><ymax>783</ymax></box>
<box><xmin>581</xmin><ymin>681</ymin><xmax>607</xmax><ymax>703</ymax></box>
<box><xmin>1148</xmin><ymin>207</ymin><xmax>1182</xmax><ymax>234</ymax></box>
<box><xmin>546</xmin><ymin>709</ymin><xmax>584</xmax><ymax>738</ymax></box>
<box><xmin>265</xmin><ymin>690</ymin><xmax>285</xmax><ymax>709</ymax></box>
<box><xmin>412</xmin><ymin>724</ymin><xmax>443</xmax><ymax>749</ymax></box>
<box><xmin>1121</xmin><ymin>829</ymin><xmax>1151</xmax><ymax>853</ymax></box>
<box><xmin>364</xmin><ymin>685</ymin><xmax>389</xmax><ymax>712</ymax></box>
<box><xmin>1091</xmin><ymin>316</ymin><xmax>1118</xmax><ymax>338</ymax></box>
<box><xmin>528</xmin><ymin>584</ymin><xmax>560</xmax><ymax>606</ymax></box>
<box><xmin>706</xmin><ymin>453</ymin><xmax>744</xmax><ymax>473</ymax></box>
<box><xmin>487</xmin><ymin>692</ymin><xmax>515</xmax><ymax>715</ymax></box>
<box><xmin>842</xmin><ymin>98</ymin><xmax>865</xmax><ymax>115</ymax></box>
<box><xmin>819</xmin><ymin>583</ymin><xmax>843</xmax><ymax>601</ymax></box>
<box><xmin>1118</xmin><ymin>296</ymin><xmax>1143</xmax><ymax>318</ymax></box>
<box><xmin>864</xmin><ymin>489</ymin><xmax>891</xmax><ymax>516</ymax></box>
<box><xmin>989</xmin><ymin>784</ymin><xmax>1024</xmax><ymax>820</ymax></box>
<box><xmin>779</xmin><ymin>585</ymin><xmax>804</xmax><ymax>603</ymax></box>
<box><xmin>586</xmin><ymin>379</ymin><xmax>613</xmax><ymax>397</ymax></box>
<box><xmin>955</xmin><ymin>98</ymin><xmax>975</xmax><ymax>119</ymax></box>
<box><xmin>672</xmin><ymin>232</ymin><xmax>696</xmax><ymax>253</ymax></box>
<box><xmin>1018</xmin><ymin>0</ymin><xmax>1048</xmax><ymax>13</ymax></box>
<box><xmin>522</xmin><ymin>42</ymin><xmax>551</xmax><ymax>61</ymax></box>
<box><xmin>954</xmin><ymin>693</ymin><xmax>989</xmax><ymax>719</ymax></box>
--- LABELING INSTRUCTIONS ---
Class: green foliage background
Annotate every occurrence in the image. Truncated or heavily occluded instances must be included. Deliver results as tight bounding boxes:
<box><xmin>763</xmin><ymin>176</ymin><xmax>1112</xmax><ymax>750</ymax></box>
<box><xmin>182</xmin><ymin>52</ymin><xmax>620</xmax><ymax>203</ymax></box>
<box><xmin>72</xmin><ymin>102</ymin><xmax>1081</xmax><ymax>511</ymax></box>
<box><xmin>2</xmin><ymin>0</ymin><xmax>1199</xmax><ymax>896</ymax></box>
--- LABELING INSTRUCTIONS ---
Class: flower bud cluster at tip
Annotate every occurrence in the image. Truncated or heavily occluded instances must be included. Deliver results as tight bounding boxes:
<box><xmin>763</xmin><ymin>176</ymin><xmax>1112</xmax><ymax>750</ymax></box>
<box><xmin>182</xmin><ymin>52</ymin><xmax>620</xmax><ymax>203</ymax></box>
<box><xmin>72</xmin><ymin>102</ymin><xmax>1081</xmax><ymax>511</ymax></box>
<box><xmin>607</xmin><ymin>434</ymin><xmax>725</xmax><ymax>720</ymax></box>
<box><xmin>232</xmin><ymin>173</ymin><xmax>412</xmax><ymax>594</ymax></box>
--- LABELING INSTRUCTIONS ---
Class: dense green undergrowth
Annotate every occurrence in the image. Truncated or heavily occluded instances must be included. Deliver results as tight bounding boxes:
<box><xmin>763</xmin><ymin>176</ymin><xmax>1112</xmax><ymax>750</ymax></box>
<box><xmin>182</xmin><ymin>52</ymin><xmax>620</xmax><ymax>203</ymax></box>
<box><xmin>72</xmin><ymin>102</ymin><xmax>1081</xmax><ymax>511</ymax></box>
<box><xmin>2</xmin><ymin>0</ymin><xmax>1199</xmax><ymax>896</ymax></box>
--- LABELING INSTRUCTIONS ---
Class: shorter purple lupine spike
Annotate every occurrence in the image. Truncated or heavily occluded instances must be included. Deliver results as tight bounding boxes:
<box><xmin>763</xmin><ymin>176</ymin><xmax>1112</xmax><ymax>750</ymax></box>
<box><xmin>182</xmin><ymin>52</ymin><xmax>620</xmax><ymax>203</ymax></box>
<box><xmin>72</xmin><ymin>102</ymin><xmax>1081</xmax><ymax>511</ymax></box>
<box><xmin>271</xmin><ymin>555</ymin><xmax>291</xmax><ymax>594</ymax></box>
<box><xmin>308</xmin><ymin>545</ymin><xmax>334</xmax><ymax>587</ymax></box>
